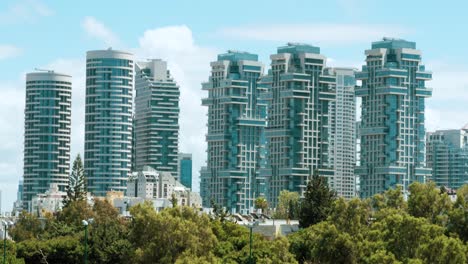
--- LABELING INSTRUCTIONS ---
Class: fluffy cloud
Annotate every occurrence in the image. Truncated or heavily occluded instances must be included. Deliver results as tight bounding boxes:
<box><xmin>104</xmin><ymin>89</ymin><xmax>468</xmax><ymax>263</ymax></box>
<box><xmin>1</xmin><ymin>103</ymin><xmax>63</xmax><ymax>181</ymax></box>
<box><xmin>218</xmin><ymin>24</ymin><xmax>409</xmax><ymax>45</ymax></box>
<box><xmin>136</xmin><ymin>25</ymin><xmax>219</xmax><ymax>191</ymax></box>
<box><xmin>0</xmin><ymin>45</ymin><xmax>22</xmax><ymax>60</ymax></box>
<box><xmin>0</xmin><ymin>76</ymin><xmax>26</xmax><ymax>212</ymax></box>
<box><xmin>82</xmin><ymin>16</ymin><xmax>121</xmax><ymax>48</ymax></box>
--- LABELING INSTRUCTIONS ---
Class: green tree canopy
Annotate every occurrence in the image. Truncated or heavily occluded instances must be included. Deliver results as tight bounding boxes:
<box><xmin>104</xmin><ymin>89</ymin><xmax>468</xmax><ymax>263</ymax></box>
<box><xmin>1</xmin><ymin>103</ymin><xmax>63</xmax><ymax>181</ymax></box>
<box><xmin>274</xmin><ymin>190</ymin><xmax>300</xmax><ymax>219</ymax></box>
<box><xmin>298</xmin><ymin>172</ymin><xmax>336</xmax><ymax>228</ymax></box>
<box><xmin>408</xmin><ymin>181</ymin><xmax>452</xmax><ymax>225</ymax></box>
<box><xmin>63</xmin><ymin>154</ymin><xmax>87</xmax><ymax>207</ymax></box>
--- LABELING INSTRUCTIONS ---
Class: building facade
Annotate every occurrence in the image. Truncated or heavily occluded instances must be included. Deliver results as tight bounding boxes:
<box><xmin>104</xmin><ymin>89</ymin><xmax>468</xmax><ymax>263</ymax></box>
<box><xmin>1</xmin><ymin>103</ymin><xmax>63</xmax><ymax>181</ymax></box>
<box><xmin>201</xmin><ymin>51</ymin><xmax>267</xmax><ymax>213</ymax></box>
<box><xmin>178</xmin><ymin>153</ymin><xmax>192</xmax><ymax>188</ymax></box>
<box><xmin>324</xmin><ymin>67</ymin><xmax>357</xmax><ymax>199</ymax></box>
<box><xmin>355</xmin><ymin>38</ymin><xmax>433</xmax><ymax>198</ymax></box>
<box><xmin>30</xmin><ymin>183</ymin><xmax>66</xmax><ymax>216</ymax></box>
<box><xmin>426</xmin><ymin>126</ymin><xmax>468</xmax><ymax>189</ymax></box>
<box><xmin>261</xmin><ymin>43</ymin><xmax>337</xmax><ymax>206</ymax></box>
<box><xmin>23</xmin><ymin>71</ymin><xmax>72</xmax><ymax>210</ymax></box>
<box><xmin>134</xmin><ymin>60</ymin><xmax>180</xmax><ymax>177</ymax></box>
<box><xmin>127</xmin><ymin>166</ymin><xmax>201</xmax><ymax>207</ymax></box>
<box><xmin>84</xmin><ymin>49</ymin><xmax>134</xmax><ymax>196</ymax></box>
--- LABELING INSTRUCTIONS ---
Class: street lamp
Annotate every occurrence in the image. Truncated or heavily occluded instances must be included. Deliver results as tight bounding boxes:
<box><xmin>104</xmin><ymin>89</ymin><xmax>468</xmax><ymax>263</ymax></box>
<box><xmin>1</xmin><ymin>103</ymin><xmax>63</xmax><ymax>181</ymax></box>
<box><xmin>246</xmin><ymin>220</ymin><xmax>259</xmax><ymax>264</ymax></box>
<box><xmin>82</xmin><ymin>218</ymin><xmax>93</xmax><ymax>264</ymax></box>
<box><xmin>2</xmin><ymin>220</ymin><xmax>13</xmax><ymax>264</ymax></box>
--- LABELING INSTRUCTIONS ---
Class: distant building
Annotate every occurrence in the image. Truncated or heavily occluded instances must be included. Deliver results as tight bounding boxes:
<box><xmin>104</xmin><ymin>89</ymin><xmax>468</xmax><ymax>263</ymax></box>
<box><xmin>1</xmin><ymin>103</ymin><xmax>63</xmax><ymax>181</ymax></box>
<box><xmin>201</xmin><ymin>50</ymin><xmax>267</xmax><ymax>214</ymax></box>
<box><xmin>31</xmin><ymin>183</ymin><xmax>66</xmax><ymax>216</ymax></box>
<box><xmin>355</xmin><ymin>38</ymin><xmax>432</xmax><ymax>198</ymax></box>
<box><xmin>178</xmin><ymin>153</ymin><xmax>192</xmax><ymax>189</ymax></box>
<box><xmin>23</xmin><ymin>70</ymin><xmax>72</xmax><ymax>211</ymax></box>
<box><xmin>134</xmin><ymin>59</ymin><xmax>180</xmax><ymax>178</ymax></box>
<box><xmin>84</xmin><ymin>48</ymin><xmax>134</xmax><ymax>197</ymax></box>
<box><xmin>426</xmin><ymin>126</ymin><xmax>468</xmax><ymax>189</ymax></box>
<box><xmin>127</xmin><ymin>166</ymin><xmax>201</xmax><ymax>207</ymax></box>
<box><xmin>12</xmin><ymin>180</ymin><xmax>23</xmax><ymax>215</ymax></box>
<box><xmin>322</xmin><ymin>67</ymin><xmax>357</xmax><ymax>199</ymax></box>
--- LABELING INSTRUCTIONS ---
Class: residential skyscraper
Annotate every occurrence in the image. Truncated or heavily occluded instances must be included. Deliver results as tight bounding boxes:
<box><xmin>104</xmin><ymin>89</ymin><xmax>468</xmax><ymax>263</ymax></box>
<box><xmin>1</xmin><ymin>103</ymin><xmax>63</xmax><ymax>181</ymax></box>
<box><xmin>201</xmin><ymin>50</ymin><xmax>267</xmax><ymax>213</ymax></box>
<box><xmin>23</xmin><ymin>70</ymin><xmax>72</xmax><ymax>210</ymax></box>
<box><xmin>134</xmin><ymin>59</ymin><xmax>180</xmax><ymax>177</ymax></box>
<box><xmin>426</xmin><ymin>126</ymin><xmax>468</xmax><ymax>189</ymax></box>
<box><xmin>84</xmin><ymin>49</ymin><xmax>134</xmax><ymax>197</ymax></box>
<box><xmin>323</xmin><ymin>67</ymin><xmax>357</xmax><ymax>199</ymax></box>
<box><xmin>355</xmin><ymin>38</ymin><xmax>432</xmax><ymax>198</ymax></box>
<box><xmin>261</xmin><ymin>43</ymin><xmax>336</xmax><ymax>206</ymax></box>
<box><xmin>178</xmin><ymin>153</ymin><xmax>192</xmax><ymax>189</ymax></box>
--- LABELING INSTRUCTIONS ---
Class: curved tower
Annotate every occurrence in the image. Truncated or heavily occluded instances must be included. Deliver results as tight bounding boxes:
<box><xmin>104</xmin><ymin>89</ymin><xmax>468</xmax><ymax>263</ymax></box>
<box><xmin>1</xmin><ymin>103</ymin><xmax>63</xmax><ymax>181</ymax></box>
<box><xmin>23</xmin><ymin>71</ymin><xmax>72</xmax><ymax>210</ymax></box>
<box><xmin>84</xmin><ymin>49</ymin><xmax>134</xmax><ymax>196</ymax></box>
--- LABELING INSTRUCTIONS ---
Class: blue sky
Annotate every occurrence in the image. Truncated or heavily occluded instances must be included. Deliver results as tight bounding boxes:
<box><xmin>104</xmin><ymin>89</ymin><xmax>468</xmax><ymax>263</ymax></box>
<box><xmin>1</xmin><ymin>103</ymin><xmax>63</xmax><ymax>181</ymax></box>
<box><xmin>1</xmin><ymin>0</ymin><xmax>467</xmax><ymax>211</ymax></box>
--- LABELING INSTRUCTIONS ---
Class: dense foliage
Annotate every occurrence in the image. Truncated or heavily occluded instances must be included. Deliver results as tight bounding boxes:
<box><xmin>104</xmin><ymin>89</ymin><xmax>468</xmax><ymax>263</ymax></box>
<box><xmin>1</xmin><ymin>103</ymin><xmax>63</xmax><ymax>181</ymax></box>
<box><xmin>4</xmin><ymin>181</ymin><xmax>468</xmax><ymax>263</ymax></box>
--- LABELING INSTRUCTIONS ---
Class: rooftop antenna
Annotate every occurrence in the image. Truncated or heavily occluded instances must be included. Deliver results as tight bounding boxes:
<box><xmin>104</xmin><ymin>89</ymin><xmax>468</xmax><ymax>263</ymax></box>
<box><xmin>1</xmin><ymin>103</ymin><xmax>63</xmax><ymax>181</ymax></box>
<box><xmin>34</xmin><ymin>68</ymin><xmax>54</xmax><ymax>73</ymax></box>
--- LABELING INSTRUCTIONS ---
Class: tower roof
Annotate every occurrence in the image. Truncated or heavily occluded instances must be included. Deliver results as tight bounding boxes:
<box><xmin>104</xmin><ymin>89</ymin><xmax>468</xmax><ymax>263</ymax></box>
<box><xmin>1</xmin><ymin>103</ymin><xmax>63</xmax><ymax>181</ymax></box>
<box><xmin>462</xmin><ymin>123</ymin><xmax>468</xmax><ymax>130</ymax></box>
<box><xmin>277</xmin><ymin>42</ymin><xmax>320</xmax><ymax>55</ymax></box>
<box><xmin>218</xmin><ymin>50</ymin><xmax>258</xmax><ymax>62</ymax></box>
<box><xmin>371</xmin><ymin>38</ymin><xmax>416</xmax><ymax>50</ymax></box>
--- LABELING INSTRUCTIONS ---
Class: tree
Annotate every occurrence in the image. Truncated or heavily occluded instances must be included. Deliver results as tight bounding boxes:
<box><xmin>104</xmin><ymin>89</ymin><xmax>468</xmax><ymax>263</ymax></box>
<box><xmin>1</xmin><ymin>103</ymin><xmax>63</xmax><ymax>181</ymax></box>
<box><xmin>254</xmin><ymin>197</ymin><xmax>268</xmax><ymax>213</ymax></box>
<box><xmin>408</xmin><ymin>181</ymin><xmax>452</xmax><ymax>225</ymax></box>
<box><xmin>298</xmin><ymin>172</ymin><xmax>336</xmax><ymax>228</ymax></box>
<box><xmin>447</xmin><ymin>184</ymin><xmax>468</xmax><ymax>242</ymax></box>
<box><xmin>89</xmin><ymin>199</ymin><xmax>133</xmax><ymax>264</ymax></box>
<box><xmin>416</xmin><ymin>235</ymin><xmax>466</xmax><ymax>264</ymax></box>
<box><xmin>57</xmin><ymin>200</ymin><xmax>94</xmax><ymax>228</ymax></box>
<box><xmin>129</xmin><ymin>203</ymin><xmax>218</xmax><ymax>263</ymax></box>
<box><xmin>170</xmin><ymin>192</ymin><xmax>178</xmax><ymax>208</ymax></box>
<box><xmin>63</xmin><ymin>154</ymin><xmax>87</xmax><ymax>207</ymax></box>
<box><xmin>274</xmin><ymin>190</ymin><xmax>299</xmax><ymax>219</ymax></box>
<box><xmin>289</xmin><ymin>221</ymin><xmax>361</xmax><ymax>264</ymax></box>
<box><xmin>371</xmin><ymin>185</ymin><xmax>407</xmax><ymax>212</ymax></box>
<box><xmin>9</xmin><ymin>211</ymin><xmax>43</xmax><ymax>242</ymax></box>
<box><xmin>369</xmin><ymin>211</ymin><xmax>444</xmax><ymax>261</ymax></box>
<box><xmin>211</xmin><ymin>198</ymin><xmax>229</xmax><ymax>222</ymax></box>
<box><xmin>16</xmin><ymin>235</ymin><xmax>83</xmax><ymax>264</ymax></box>
<box><xmin>328</xmin><ymin>198</ymin><xmax>372</xmax><ymax>236</ymax></box>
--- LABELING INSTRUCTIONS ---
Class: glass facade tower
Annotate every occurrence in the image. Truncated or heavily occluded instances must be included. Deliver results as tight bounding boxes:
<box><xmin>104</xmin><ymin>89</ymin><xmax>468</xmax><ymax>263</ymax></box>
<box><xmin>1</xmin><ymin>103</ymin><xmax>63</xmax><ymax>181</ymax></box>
<box><xmin>23</xmin><ymin>71</ymin><xmax>72</xmax><ymax>210</ymax></box>
<box><xmin>84</xmin><ymin>49</ymin><xmax>134</xmax><ymax>196</ymax></box>
<box><xmin>134</xmin><ymin>59</ymin><xmax>180</xmax><ymax>177</ymax></box>
<box><xmin>178</xmin><ymin>153</ymin><xmax>192</xmax><ymax>189</ymax></box>
<box><xmin>426</xmin><ymin>127</ymin><xmax>468</xmax><ymax>189</ymax></box>
<box><xmin>355</xmin><ymin>38</ymin><xmax>432</xmax><ymax>198</ymax></box>
<box><xmin>261</xmin><ymin>43</ymin><xmax>338</xmax><ymax>206</ymax></box>
<box><xmin>201</xmin><ymin>50</ymin><xmax>267</xmax><ymax>213</ymax></box>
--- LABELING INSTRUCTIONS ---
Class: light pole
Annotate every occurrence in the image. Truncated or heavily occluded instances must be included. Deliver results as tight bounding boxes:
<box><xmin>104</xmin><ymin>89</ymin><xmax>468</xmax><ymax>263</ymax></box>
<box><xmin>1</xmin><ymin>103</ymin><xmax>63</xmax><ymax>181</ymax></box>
<box><xmin>82</xmin><ymin>220</ymin><xmax>88</xmax><ymax>264</ymax></box>
<box><xmin>2</xmin><ymin>220</ymin><xmax>13</xmax><ymax>264</ymax></box>
<box><xmin>82</xmin><ymin>218</ymin><xmax>93</xmax><ymax>264</ymax></box>
<box><xmin>2</xmin><ymin>221</ymin><xmax>6</xmax><ymax>264</ymax></box>
<box><xmin>247</xmin><ymin>221</ymin><xmax>259</xmax><ymax>264</ymax></box>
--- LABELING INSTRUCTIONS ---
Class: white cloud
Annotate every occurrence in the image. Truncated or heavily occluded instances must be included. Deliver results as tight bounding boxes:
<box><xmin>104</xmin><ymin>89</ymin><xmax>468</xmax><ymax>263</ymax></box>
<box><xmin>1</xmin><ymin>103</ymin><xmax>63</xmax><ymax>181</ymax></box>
<box><xmin>219</xmin><ymin>24</ymin><xmax>409</xmax><ymax>45</ymax></box>
<box><xmin>136</xmin><ymin>25</ymin><xmax>219</xmax><ymax>191</ymax></box>
<box><xmin>0</xmin><ymin>77</ymin><xmax>26</xmax><ymax>212</ymax></box>
<box><xmin>0</xmin><ymin>0</ymin><xmax>53</xmax><ymax>24</ymax></box>
<box><xmin>82</xmin><ymin>16</ymin><xmax>120</xmax><ymax>48</ymax></box>
<box><xmin>424</xmin><ymin>60</ymin><xmax>468</xmax><ymax>132</ymax></box>
<box><xmin>0</xmin><ymin>45</ymin><xmax>22</xmax><ymax>60</ymax></box>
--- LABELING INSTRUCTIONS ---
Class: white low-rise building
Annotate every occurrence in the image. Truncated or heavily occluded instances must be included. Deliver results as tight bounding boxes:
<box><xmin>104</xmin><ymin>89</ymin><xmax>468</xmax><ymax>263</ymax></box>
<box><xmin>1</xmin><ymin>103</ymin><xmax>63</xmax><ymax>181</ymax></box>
<box><xmin>127</xmin><ymin>166</ymin><xmax>202</xmax><ymax>208</ymax></box>
<box><xmin>31</xmin><ymin>183</ymin><xmax>66</xmax><ymax>216</ymax></box>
